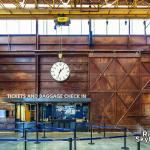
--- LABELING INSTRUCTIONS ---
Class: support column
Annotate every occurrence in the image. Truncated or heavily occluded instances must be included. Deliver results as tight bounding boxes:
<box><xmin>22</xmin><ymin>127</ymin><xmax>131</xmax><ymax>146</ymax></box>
<box><xmin>35</xmin><ymin>102</ymin><xmax>40</xmax><ymax>144</ymax></box>
<box><xmin>88</xmin><ymin>19</ymin><xmax>93</xmax><ymax>48</ymax></box>
<box><xmin>36</xmin><ymin>19</ymin><xmax>39</xmax><ymax>50</ymax></box>
<box><xmin>15</xmin><ymin>103</ymin><xmax>17</xmax><ymax>128</ymax></box>
<box><xmin>20</xmin><ymin>103</ymin><xmax>22</xmax><ymax>122</ymax></box>
<box><xmin>42</xmin><ymin>103</ymin><xmax>44</xmax><ymax>122</ymax></box>
<box><xmin>143</xmin><ymin>21</ymin><xmax>147</xmax><ymax>45</ymax></box>
<box><xmin>127</xmin><ymin>19</ymin><xmax>130</xmax><ymax>48</ymax></box>
<box><xmin>36</xmin><ymin>103</ymin><xmax>39</xmax><ymax>126</ymax></box>
<box><xmin>35</xmin><ymin>19</ymin><xmax>40</xmax><ymax>97</ymax></box>
<box><xmin>35</xmin><ymin>55</ymin><xmax>40</xmax><ymax>97</ymax></box>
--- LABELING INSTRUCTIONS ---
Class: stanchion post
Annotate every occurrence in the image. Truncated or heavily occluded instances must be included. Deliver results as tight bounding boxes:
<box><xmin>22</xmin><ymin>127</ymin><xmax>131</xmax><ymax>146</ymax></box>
<box><xmin>137</xmin><ymin>140</ymin><xmax>140</xmax><ymax>150</ymax></box>
<box><xmin>42</xmin><ymin>123</ymin><xmax>47</xmax><ymax>138</ymax></box>
<box><xmin>35</xmin><ymin>127</ymin><xmax>40</xmax><ymax>144</ymax></box>
<box><xmin>88</xmin><ymin>123</ymin><xmax>95</xmax><ymax>145</ymax></box>
<box><xmin>74</xmin><ymin>123</ymin><xmax>77</xmax><ymax>150</ymax></box>
<box><xmin>21</xmin><ymin>122</ymin><xmax>25</xmax><ymax>138</ymax></box>
<box><xmin>103</xmin><ymin>123</ymin><xmax>106</xmax><ymax>138</ymax></box>
<box><xmin>24</xmin><ymin>129</ymin><xmax>27</xmax><ymax>150</ymax></box>
<box><xmin>98</xmin><ymin>123</ymin><xmax>101</xmax><ymax>134</ymax></box>
<box><xmin>121</xmin><ymin>128</ymin><xmax>129</xmax><ymax>150</ymax></box>
<box><xmin>51</xmin><ymin>121</ymin><xmax>54</xmax><ymax>127</ymax></box>
<box><xmin>15</xmin><ymin>122</ymin><xmax>17</xmax><ymax>130</ymax></box>
<box><xmin>69</xmin><ymin>138</ymin><xmax>72</xmax><ymax>150</ymax></box>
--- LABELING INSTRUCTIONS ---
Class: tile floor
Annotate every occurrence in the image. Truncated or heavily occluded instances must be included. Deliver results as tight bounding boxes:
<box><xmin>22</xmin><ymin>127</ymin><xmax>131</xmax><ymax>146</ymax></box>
<box><xmin>0</xmin><ymin>132</ymin><xmax>149</xmax><ymax>150</ymax></box>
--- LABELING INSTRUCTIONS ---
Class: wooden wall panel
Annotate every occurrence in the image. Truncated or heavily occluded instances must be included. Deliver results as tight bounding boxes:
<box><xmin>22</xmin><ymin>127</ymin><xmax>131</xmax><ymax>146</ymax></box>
<box><xmin>39</xmin><ymin>36</ymin><xmax>88</xmax><ymax>44</ymax></box>
<box><xmin>90</xmin><ymin>92</ymin><xmax>116</xmax><ymax>124</ymax></box>
<box><xmin>0</xmin><ymin>35</ymin><xmax>149</xmax><ymax>51</ymax></box>
<box><xmin>128</xmin><ymin>46</ymin><xmax>149</xmax><ymax>51</ymax></box>
<box><xmin>0</xmin><ymin>82</ymin><xmax>35</xmax><ymax>89</ymax></box>
<box><xmin>88</xmin><ymin>54</ymin><xmax>148</xmax><ymax>128</ymax></box>
<box><xmin>0</xmin><ymin>34</ymin><xmax>149</xmax><ymax>129</ymax></box>
<box><xmin>39</xmin><ymin>36</ymin><xmax>60</xmax><ymax>44</ymax></box>
<box><xmin>94</xmin><ymin>36</ymin><xmax>128</xmax><ymax>45</ymax></box>
<box><xmin>89</xmin><ymin>57</ymin><xmax>116</xmax><ymax>124</ymax></box>
<box><xmin>141</xmin><ymin>94</ymin><xmax>150</xmax><ymax>127</ymax></box>
<box><xmin>40</xmin><ymin>56</ymin><xmax>88</xmax><ymax>63</ymax></box>
<box><xmin>141</xmin><ymin>56</ymin><xmax>150</xmax><ymax>91</ymax></box>
<box><xmin>0</xmin><ymin>56</ymin><xmax>36</xmax><ymax>97</ymax></box>
<box><xmin>0</xmin><ymin>36</ymin><xmax>9</xmax><ymax>44</ymax></box>
<box><xmin>0</xmin><ymin>64</ymin><xmax>35</xmax><ymax>72</ymax></box>
<box><xmin>0</xmin><ymin>46</ymin><xmax>10</xmax><ymax>51</ymax></box>
<box><xmin>142</xmin><ymin>94</ymin><xmax>150</xmax><ymax>114</ymax></box>
<box><xmin>146</xmin><ymin>37</ymin><xmax>150</xmax><ymax>44</ymax></box>
<box><xmin>40</xmin><ymin>82</ymin><xmax>87</xmax><ymax>92</ymax></box>
<box><xmin>10</xmin><ymin>45</ymin><xmax>36</xmax><ymax>51</ymax></box>
<box><xmin>129</xmin><ymin>36</ymin><xmax>146</xmax><ymax>45</ymax></box>
<box><xmin>0</xmin><ymin>51</ymin><xmax>149</xmax><ymax>129</ymax></box>
<box><xmin>93</xmin><ymin>45</ymin><xmax>128</xmax><ymax>50</ymax></box>
<box><xmin>0</xmin><ymin>73</ymin><xmax>35</xmax><ymax>80</ymax></box>
<box><xmin>10</xmin><ymin>36</ymin><xmax>36</xmax><ymax>44</ymax></box>
<box><xmin>140</xmin><ymin>55</ymin><xmax>150</xmax><ymax>127</ymax></box>
<box><xmin>0</xmin><ymin>57</ymin><xmax>35</xmax><ymax>63</ymax></box>
<box><xmin>39</xmin><ymin>45</ymin><xmax>89</xmax><ymax>50</ymax></box>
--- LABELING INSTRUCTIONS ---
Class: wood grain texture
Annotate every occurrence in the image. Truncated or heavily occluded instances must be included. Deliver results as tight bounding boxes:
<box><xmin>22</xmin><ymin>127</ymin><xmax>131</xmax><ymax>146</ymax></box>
<box><xmin>89</xmin><ymin>54</ymin><xmax>150</xmax><ymax>128</ymax></box>
<box><xmin>0</xmin><ymin>35</ymin><xmax>150</xmax><ymax>51</ymax></box>
<box><xmin>0</xmin><ymin>52</ymin><xmax>149</xmax><ymax>129</ymax></box>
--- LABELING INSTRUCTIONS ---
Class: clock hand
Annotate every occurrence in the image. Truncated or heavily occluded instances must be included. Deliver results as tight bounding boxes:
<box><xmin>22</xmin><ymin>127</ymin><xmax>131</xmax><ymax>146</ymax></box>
<box><xmin>58</xmin><ymin>67</ymin><xmax>64</xmax><ymax>77</ymax></box>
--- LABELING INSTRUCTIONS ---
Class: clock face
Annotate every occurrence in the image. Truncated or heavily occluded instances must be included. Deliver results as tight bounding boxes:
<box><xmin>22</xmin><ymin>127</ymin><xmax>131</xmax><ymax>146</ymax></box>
<box><xmin>50</xmin><ymin>62</ymin><xmax>70</xmax><ymax>82</ymax></box>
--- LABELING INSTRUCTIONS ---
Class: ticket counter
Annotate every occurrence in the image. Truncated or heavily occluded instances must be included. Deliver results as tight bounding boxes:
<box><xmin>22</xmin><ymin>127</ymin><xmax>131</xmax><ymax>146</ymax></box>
<box><xmin>7</xmin><ymin>98</ymin><xmax>91</xmax><ymax>130</ymax></box>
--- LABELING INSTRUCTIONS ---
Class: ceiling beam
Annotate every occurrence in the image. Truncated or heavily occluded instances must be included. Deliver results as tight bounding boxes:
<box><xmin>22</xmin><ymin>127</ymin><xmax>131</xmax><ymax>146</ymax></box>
<box><xmin>0</xmin><ymin>8</ymin><xmax>149</xmax><ymax>19</ymax></box>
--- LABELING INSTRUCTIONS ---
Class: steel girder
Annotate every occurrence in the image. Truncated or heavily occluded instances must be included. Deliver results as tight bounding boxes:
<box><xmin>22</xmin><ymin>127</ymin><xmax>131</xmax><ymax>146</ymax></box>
<box><xmin>0</xmin><ymin>0</ymin><xmax>149</xmax><ymax>18</ymax></box>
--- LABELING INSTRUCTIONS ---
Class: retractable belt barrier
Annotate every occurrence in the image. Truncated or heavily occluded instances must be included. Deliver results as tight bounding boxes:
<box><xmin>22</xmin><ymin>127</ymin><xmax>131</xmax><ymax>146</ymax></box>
<box><xmin>0</xmin><ymin>122</ymin><xmax>143</xmax><ymax>150</ymax></box>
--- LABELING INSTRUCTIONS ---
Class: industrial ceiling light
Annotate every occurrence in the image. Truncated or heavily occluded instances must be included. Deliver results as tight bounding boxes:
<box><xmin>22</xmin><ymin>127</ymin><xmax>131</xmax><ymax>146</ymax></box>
<box><xmin>106</xmin><ymin>3</ymin><xmax>112</xmax><ymax>7</ymax></box>
<box><xmin>60</xmin><ymin>0</ymin><xmax>71</xmax><ymax>7</ymax></box>
<box><xmin>105</xmin><ymin>0</ymin><xmax>117</xmax><ymax>7</ymax></box>
<box><xmin>20</xmin><ymin>0</ymin><xmax>25</xmax><ymax>7</ymax></box>
<box><xmin>63</xmin><ymin>3</ymin><xmax>68</xmax><ymax>7</ymax></box>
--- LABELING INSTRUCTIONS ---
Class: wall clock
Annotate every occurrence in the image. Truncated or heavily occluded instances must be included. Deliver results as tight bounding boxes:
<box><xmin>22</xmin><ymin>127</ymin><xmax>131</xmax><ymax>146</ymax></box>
<box><xmin>50</xmin><ymin>62</ymin><xmax>70</xmax><ymax>82</ymax></box>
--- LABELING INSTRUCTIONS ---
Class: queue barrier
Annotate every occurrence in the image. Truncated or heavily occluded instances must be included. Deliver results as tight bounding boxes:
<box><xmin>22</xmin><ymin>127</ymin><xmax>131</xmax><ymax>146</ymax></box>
<box><xmin>0</xmin><ymin>122</ymin><xmax>143</xmax><ymax>150</ymax></box>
